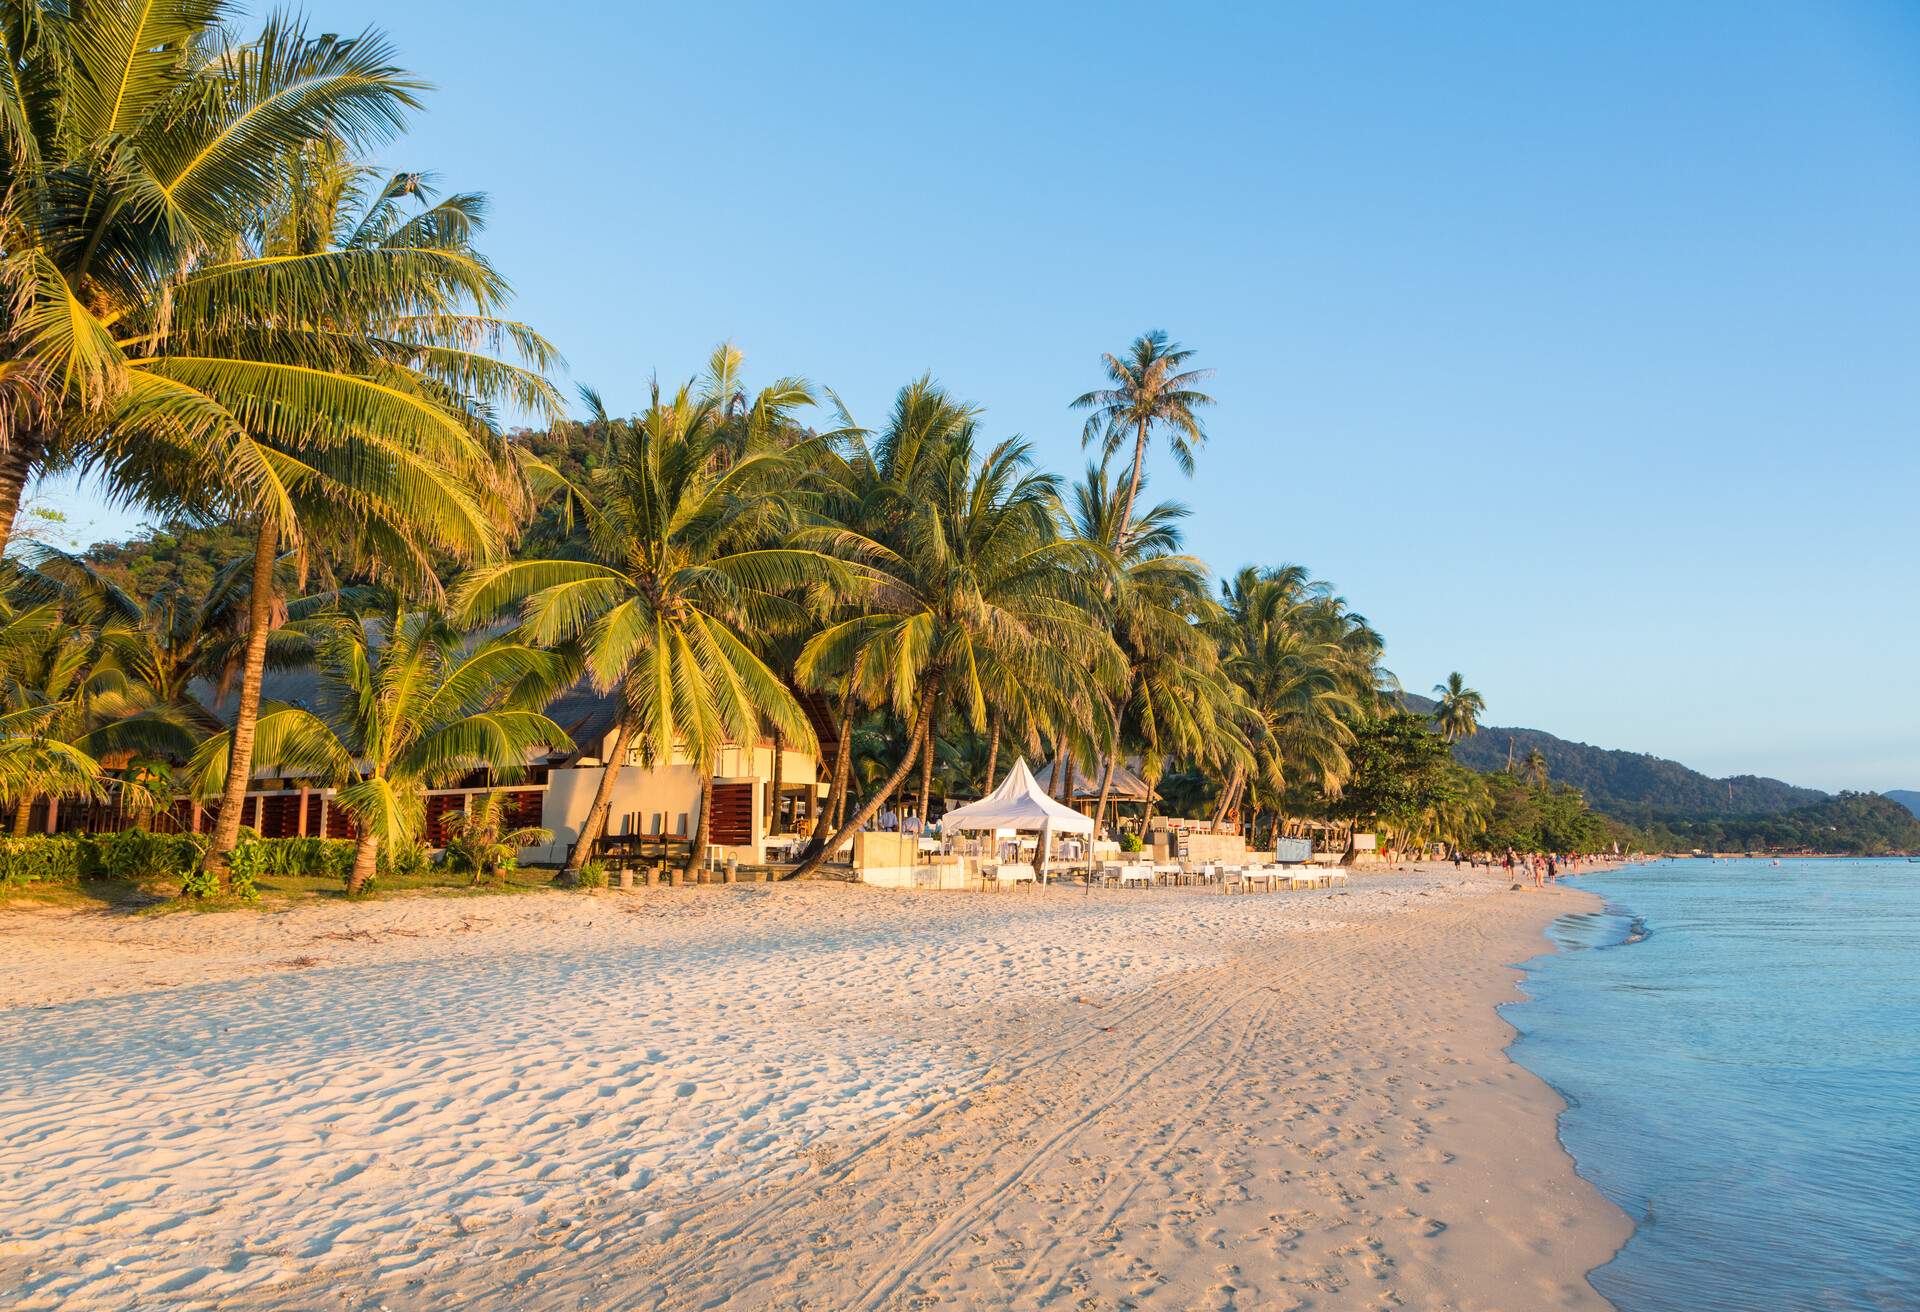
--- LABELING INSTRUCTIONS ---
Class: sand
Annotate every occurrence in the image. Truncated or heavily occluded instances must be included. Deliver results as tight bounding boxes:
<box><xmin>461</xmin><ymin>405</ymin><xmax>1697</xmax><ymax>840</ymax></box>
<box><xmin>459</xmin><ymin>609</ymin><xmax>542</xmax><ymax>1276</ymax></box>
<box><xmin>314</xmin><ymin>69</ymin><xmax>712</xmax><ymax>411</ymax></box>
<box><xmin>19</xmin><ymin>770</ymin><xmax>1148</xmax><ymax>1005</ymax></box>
<box><xmin>0</xmin><ymin>865</ymin><xmax>1630</xmax><ymax>1310</ymax></box>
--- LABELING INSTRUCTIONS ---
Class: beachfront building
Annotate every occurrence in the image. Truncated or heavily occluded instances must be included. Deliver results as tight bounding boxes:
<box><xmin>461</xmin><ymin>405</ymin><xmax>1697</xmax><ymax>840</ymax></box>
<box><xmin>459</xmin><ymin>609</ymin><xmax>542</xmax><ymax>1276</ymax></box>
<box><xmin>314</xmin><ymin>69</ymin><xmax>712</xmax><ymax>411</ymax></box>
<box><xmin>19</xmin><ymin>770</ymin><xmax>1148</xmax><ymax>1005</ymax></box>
<box><xmin>23</xmin><ymin>675</ymin><xmax>833</xmax><ymax>869</ymax></box>
<box><xmin>1032</xmin><ymin>756</ymin><xmax>1157</xmax><ymax>819</ymax></box>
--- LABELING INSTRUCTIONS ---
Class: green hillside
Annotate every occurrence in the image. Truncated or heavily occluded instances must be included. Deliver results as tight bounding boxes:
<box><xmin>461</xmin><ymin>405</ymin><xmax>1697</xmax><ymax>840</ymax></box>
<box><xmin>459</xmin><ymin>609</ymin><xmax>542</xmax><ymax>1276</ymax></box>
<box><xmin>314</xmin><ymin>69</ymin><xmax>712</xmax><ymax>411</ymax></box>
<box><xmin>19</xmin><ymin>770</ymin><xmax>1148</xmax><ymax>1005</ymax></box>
<box><xmin>1643</xmin><ymin>792</ymin><xmax>1920</xmax><ymax>856</ymax></box>
<box><xmin>1399</xmin><ymin>694</ymin><xmax>1827</xmax><ymax>821</ymax></box>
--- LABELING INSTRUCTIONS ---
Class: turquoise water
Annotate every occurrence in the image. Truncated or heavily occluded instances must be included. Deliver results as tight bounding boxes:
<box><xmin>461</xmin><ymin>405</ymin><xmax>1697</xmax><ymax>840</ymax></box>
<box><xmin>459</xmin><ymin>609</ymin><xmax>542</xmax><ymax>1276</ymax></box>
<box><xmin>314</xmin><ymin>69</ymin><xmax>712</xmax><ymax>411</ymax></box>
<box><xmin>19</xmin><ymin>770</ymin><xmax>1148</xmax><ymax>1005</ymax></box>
<box><xmin>1508</xmin><ymin>859</ymin><xmax>1920</xmax><ymax>1312</ymax></box>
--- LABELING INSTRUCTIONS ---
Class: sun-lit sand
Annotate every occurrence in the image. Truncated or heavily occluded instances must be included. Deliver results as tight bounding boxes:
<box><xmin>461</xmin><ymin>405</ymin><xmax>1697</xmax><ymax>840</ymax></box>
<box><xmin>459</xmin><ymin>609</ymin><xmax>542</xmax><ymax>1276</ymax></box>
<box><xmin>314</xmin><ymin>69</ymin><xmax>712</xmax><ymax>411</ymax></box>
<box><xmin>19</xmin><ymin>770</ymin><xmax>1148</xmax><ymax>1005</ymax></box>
<box><xmin>0</xmin><ymin>866</ymin><xmax>1629</xmax><ymax>1310</ymax></box>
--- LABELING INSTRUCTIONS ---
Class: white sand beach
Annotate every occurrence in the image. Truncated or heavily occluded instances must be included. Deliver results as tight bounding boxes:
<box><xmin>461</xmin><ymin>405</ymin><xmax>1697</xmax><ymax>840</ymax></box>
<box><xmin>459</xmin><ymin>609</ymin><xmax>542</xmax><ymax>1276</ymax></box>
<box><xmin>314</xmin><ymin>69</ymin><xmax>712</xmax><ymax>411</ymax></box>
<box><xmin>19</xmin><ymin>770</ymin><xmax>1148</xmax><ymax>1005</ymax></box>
<box><xmin>0</xmin><ymin>868</ymin><xmax>1629</xmax><ymax>1310</ymax></box>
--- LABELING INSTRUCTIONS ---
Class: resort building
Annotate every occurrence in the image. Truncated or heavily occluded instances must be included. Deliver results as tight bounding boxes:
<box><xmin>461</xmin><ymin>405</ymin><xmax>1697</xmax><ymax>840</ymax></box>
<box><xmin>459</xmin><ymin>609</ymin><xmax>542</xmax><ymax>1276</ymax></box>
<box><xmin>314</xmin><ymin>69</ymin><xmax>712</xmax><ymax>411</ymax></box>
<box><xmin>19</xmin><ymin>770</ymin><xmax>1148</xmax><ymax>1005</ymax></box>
<box><xmin>28</xmin><ymin>676</ymin><xmax>834</xmax><ymax>869</ymax></box>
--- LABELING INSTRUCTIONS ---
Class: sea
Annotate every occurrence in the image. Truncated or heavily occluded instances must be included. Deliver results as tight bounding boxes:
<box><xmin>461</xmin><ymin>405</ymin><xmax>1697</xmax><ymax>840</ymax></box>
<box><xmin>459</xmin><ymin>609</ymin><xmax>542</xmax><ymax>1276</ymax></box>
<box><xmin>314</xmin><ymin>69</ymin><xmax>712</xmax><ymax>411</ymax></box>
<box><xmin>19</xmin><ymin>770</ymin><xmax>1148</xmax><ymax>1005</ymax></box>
<box><xmin>1507</xmin><ymin>858</ymin><xmax>1920</xmax><ymax>1312</ymax></box>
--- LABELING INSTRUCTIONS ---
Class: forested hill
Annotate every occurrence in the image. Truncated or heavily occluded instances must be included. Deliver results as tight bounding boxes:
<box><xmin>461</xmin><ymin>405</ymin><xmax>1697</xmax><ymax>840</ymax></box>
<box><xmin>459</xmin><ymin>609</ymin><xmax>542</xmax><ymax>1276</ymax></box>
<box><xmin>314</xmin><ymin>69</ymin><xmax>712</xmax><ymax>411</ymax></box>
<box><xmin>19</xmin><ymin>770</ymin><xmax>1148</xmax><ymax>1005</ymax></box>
<box><xmin>1647</xmin><ymin>792</ymin><xmax>1920</xmax><ymax>856</ymax></box>
<box><xmin>1886</xmin><ymin>790</ymin><xmax>1920</xmax><ymax>819</ymax></box>
<box><xmin>1399</xmin><ymin>694</ymin><xmax>1827</xmax><ymax>821</ymax></box>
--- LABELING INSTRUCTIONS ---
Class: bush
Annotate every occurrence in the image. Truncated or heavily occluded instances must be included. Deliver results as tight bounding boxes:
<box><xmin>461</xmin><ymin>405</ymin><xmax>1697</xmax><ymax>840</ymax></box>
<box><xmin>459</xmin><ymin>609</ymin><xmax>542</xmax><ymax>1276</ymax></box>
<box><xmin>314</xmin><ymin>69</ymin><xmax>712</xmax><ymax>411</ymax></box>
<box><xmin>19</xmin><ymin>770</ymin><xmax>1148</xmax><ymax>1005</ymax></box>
<box><xmin>575</xmin><ymin>861</ymin><xmax>607</xmax><ymax>889</ymax></box>
<box><xmin>0</xmin><ymin>836</ymin><xmax>95</xmax><ymax>888</ymax></box>
<box><xmin>230</xmin><ymin>835</ymin><xmax>354</xmax><ymax>881</ymax></box>
<box><xmin>95</xmin><ymin>830</ymin><xmax>207</xmax><ymax>881</ymax></box>
<box><xmin>179</xmin><ymin>865</ymin><xmax>220</xmax><ymax>899</ymax></box>
<box><xmin>380</xmin><ymin>839</ymin><xmax>431</xmax><ymax>879</ymax></box>
<box><xmin>1119</xmin><ymin>831</ymin><xmax>1144</xmax><ymax>853</ymax></box>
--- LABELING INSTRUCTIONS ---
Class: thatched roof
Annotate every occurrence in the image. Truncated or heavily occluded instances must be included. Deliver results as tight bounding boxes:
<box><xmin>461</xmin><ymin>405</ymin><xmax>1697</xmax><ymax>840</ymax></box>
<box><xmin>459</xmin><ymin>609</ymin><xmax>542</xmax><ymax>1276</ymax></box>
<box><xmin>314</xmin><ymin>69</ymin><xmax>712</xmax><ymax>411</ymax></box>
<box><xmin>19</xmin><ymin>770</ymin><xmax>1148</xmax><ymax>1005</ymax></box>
<box><xmin>1034</xmin><ymin>757</ymin><xmax>1157</xmax><ymax>804</ymax></box>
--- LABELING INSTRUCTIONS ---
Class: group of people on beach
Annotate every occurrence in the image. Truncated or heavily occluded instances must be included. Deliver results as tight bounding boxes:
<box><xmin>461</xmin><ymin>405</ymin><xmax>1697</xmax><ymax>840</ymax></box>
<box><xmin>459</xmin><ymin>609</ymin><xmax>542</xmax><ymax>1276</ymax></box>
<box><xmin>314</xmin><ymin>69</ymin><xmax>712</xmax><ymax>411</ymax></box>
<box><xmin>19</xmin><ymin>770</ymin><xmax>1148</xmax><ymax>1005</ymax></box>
<box><xmin>1451</xmin><ymin>848</ymin><xmax>1593</xmax><ymax>888</ymax></box>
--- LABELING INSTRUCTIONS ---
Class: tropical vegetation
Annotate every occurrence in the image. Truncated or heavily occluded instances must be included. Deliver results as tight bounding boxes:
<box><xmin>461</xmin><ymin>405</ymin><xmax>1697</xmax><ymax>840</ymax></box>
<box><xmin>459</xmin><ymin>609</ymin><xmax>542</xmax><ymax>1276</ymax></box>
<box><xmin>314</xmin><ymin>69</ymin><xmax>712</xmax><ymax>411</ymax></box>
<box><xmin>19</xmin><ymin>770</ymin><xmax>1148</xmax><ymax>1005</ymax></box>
<box><xmin>0</xmin><ymin>12</ymin><xmax>1772</xmax><ymax>906</ymax></box>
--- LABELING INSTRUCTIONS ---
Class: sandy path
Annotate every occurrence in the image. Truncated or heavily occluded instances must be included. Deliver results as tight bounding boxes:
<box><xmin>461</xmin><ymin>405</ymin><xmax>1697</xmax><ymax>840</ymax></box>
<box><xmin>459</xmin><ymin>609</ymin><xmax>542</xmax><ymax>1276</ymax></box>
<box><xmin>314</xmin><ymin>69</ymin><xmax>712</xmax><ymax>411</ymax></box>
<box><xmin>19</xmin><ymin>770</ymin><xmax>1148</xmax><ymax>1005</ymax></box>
<box><xmin>0</xmin><ymin>868</ymin><xmax>1627</xmax><ymax>1310</ymax></box>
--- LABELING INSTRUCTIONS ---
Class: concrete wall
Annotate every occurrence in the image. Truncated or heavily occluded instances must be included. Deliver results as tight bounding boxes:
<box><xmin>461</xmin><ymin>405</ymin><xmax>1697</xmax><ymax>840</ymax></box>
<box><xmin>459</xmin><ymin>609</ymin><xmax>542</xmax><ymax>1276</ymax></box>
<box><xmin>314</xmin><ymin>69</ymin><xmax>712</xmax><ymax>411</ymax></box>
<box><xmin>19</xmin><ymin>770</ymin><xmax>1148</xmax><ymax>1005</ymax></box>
<box><xmin>532</xmin><ymin>750</ymin><xmax>817</xmax><ymax>867</ymax></box>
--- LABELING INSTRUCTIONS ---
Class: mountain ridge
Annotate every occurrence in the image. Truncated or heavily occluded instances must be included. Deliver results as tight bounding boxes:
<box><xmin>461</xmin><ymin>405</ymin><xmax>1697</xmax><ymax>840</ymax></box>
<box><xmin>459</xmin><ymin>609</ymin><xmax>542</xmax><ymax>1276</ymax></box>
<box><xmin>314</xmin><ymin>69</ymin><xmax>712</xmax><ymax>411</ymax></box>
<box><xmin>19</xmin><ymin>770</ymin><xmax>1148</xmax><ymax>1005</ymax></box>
<box><xmin>1399</xmin><ymin>693</ymin><xmax>1828</xmax><ymax>821</ymax></box>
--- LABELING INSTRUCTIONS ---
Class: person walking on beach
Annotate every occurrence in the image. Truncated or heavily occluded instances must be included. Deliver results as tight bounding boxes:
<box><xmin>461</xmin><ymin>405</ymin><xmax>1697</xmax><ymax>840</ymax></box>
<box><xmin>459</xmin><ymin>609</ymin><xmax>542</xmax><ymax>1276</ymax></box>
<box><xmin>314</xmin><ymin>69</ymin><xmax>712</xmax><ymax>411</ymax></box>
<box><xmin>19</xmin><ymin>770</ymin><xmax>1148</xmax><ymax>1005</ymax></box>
<box><xmin>1547</xmin><ymin>853</ymin><xmax>1559</xmax><ymax>882</ymax></box>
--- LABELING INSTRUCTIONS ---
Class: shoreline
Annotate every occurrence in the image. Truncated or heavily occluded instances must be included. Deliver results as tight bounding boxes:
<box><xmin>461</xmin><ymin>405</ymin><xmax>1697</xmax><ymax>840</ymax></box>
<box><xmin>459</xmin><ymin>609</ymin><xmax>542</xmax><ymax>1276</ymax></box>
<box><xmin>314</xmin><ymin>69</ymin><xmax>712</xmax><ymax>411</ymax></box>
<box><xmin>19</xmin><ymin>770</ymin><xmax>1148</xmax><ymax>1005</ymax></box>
<box><xmin>2</xmin><ymin>865</ymin><xmax>1632</xmax><ymax>1309</ymax></box>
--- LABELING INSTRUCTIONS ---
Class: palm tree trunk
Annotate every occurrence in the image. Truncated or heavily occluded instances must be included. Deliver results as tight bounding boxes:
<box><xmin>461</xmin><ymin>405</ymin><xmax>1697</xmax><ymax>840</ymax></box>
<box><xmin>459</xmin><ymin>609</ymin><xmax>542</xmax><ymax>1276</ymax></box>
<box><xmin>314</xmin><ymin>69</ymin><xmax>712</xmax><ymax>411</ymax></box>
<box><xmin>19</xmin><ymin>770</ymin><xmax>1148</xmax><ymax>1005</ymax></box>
<box><xmin>203</xmin><ymin>520</ymin><xmax>279</xmax><ymax>887</ymax></box>
<box><xmin>913</xmin><ymin>702</ymin><xmax>937</xmax><ymax>829</ymax></box>
<box><xmin>1118</xmin><ymin>414</ymin><xmax>1149</xmax><ymax>545</ymax></box>
<box><xmin>11</xmin><ymin>793</ymin><xmax>34</xmax><ymax>837</ymax></box>
<box><xmin>566</xmin><ymin>719</ymin><xmax>632</xmax><ymax>874</ymax></box>
<box><xmin>683</xmin><ymin>762</ymin><xmax>713</xmax><ymax>883</ymax></box>
<box><xmin>345</xmin><ymin>831</ymin><xmax>379</xmax><ymax>897</ymax></box>
<box><xmin>1210</xmin><ymin>765</ymin><xmax>1242</xmax><ymax>829</ymax></box>
<box><xmin>767</xmin><ymin>730</ymin><xmax>784</xmax><ymax>838</ymax></box>
<box><xmin>801</xmin><ymin>701</ymin><xmax>855</xmax><ymax>862</ymax></box>
<box><xmin>1092</xmin><ymin>753</ymin><xmax>1118</xmax><ymax>834</ymax></box>
<box><xmin>786</xmin><ymin>685</ymin><xmax>936</xmax><ymax>882</ymax></box>
<box><xmin>0</xmin><ymin>433</ymin><xmax>44</xmax><ymax>561</ymax></box>
<box><xmin>982</xmin><ymin>715</ymin><xmax>1001</xmax><ymax>793</ymax></box>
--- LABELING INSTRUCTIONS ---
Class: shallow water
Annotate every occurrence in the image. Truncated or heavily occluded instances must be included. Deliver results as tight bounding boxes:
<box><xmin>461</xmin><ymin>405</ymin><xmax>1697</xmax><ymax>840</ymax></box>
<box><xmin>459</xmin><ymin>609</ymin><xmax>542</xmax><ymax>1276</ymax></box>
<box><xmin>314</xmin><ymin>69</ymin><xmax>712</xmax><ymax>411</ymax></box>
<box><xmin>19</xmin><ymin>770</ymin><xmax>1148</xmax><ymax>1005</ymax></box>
<box><xmin>1508</xmin><ymin>858</ymin><xmax>1920</xmax><ymax>1312</ymax></box>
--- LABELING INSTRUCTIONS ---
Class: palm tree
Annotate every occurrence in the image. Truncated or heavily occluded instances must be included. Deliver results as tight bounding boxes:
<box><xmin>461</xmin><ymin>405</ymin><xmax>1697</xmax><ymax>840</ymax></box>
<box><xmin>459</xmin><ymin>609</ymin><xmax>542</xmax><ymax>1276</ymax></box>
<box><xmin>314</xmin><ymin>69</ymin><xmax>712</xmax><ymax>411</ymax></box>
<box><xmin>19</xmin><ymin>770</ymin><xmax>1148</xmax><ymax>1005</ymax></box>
<box><xmin>440</xmin><ymin>790</ymin><xmax>554</xmax><ymax>884</ymax></box>
<box><xmin>1071</xmin><ymin>331</ymin><xmax>1214</xmax><ymax>542</ymax></box>
<box><xmin>175</xmin><ymin>152</ymin><xmax>559</xmax><ymax>885</ymax></box>
<box><xmin>786</xmin><ymin>382</ymin><xmax>1121</xmax><ymax>879</ymax></box>
<box><xmin>0</xmin><ymin>592</ymin><xmax>194</xmax><ymax>832</ymax></box>
<box><xmin>0</xmin><ymin>8</ymin><xmax>435</xmax><ymax>556</ymax></box>
<box><xmin>1063</xmin><ymin>463</ymin><xmax>1227</xmax><ymax>834</ymax></box>
<box><xmin>1523</xmin><ymin>747</ymin><xmax>1550</xmax><ymax>788</ymax></box>
<box><xmin>187</xmin><ymin>600</ymin><xmax>571</xmax><ymax>895</ymax></box>
<box><xmin>1209</xmin><ymin>566</ymin><xmax>1394</xmax><ymax>829</ymax></box>
<box><xmin>457</xmin><ymin>382</ymin><xmax>833</xmax><ymax>882</ymax></box>
<box><xmin>0</xmin><ymin>10</ymin><xmax>560</xmax><ymax>883</ymax></box>
<box><xmin>1432</xmin><ymin>672</ymin><xmax>1486</xmax><ymax>744</ymax></box>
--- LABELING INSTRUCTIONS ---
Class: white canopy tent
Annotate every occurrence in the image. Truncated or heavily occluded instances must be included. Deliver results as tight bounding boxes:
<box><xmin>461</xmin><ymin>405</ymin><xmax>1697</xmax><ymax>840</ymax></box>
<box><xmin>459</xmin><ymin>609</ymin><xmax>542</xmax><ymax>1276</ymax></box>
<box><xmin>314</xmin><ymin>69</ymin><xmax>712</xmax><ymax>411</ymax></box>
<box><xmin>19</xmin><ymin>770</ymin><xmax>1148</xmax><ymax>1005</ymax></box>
<box><xmin>940</xmin><ymin>758</ymin><xmax>1093</xmax><ymax>882</ymax></box>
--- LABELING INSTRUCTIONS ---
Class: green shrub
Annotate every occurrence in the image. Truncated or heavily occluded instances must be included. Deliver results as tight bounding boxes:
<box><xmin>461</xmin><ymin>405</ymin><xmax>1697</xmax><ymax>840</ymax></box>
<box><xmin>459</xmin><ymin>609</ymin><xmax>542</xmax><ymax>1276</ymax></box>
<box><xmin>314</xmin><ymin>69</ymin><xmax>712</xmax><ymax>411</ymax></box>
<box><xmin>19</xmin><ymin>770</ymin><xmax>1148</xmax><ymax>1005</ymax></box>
<box><xmin>179</xmin><ymin>865</ymin><xmax>219</xmax><ymax>899</ymax></box>
<box><xmin>0</xmin><ymin>836</ymin><xmax>95</xmax><ymax>887</ymax></box>
<box><xmin>1119</xmin><ymin>831</ymin><xmax>1144</xmax><ymax>853</ymax></box>
<box><xmin>380</xmin><ymin>839</ymin><xmax>431</xmax><ymax>879</ymax></box>
<box><xmin>95</xmin><ymin>829</ymin><xmax>207</xmax><ymax>881</ymax></box>
<box><xmin>575</xmin><ymin>861</ymin><xmax>607</xmax><ymax>889</ymax></box>
<box><xmin>230</xmin><ymin>835</ymin><xmax>354</xmax><ymax>881</ymax></box>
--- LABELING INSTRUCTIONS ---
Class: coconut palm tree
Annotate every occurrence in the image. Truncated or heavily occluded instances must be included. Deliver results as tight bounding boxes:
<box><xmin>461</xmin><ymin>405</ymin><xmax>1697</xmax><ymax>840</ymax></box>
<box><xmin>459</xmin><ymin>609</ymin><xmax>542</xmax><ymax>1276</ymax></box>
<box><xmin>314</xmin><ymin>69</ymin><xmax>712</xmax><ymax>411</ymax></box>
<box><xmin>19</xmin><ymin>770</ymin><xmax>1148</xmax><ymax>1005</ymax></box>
<box><xmin>187</xmin><ymin>599</ymin><xmax>572</xmax><ymax>895</ymax></box>
<box><xmin>1071</xmin><ymin>331</ymin><xmax>1214</xmax><ymax>542</ymax></box>
<box><xmin>440</xmin><ymin>790</ymin><xmax>554</xmax><ymax>884</ymax></box>
<box><xmin>1432</xmin><ymin>671</ymin><xmax>1486</xmax><ymax>743</ymax></box>
<box><xmin>0</xmin><ymin>7</ymin><xmax>439</xmax><ymax>556</ymax></box>
<box><xmin>1063</xmin><ymin>463</ymin><xmax>1232</xmax><ymax>833</ymax></box>
<box><xmin>0</xmin><ymin>592</ymin><xmax>195</xmax><ymax>831</ymax></box>
<box><xmin>1208</xmin><ymin>565</ymin><xmax>1395</xmax><ymax>829</ymax></box>
<box><xmin>1523</xmin><ymin>746</ymin><xmax>1550</xmax><ymax>788</ymax></box>
<box><xmin>174</xmin><ymin>151</ymin><xmax>559</xmax><ymax>885</ymax></box>
<box><xmin>786</xmin><ymin>383</ymin><xmax>1122</xmax><ymax>879</ymax></box>
<box><xmin>457</xmin><ymin>382</ymin><xmax>835</xmax><ymax>882</ymax></box>
<box><xmin>0</xmin><ymin>9</ymin><xmax>560</xmax><ymax>883</ymax></box>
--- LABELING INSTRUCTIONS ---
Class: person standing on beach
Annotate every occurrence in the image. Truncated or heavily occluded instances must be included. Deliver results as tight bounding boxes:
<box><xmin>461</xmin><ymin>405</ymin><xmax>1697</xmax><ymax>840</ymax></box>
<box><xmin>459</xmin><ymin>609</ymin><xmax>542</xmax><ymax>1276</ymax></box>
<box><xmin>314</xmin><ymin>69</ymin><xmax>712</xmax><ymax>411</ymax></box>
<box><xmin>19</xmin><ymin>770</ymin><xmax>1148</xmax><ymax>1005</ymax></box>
<box><xmin>1547</xmin><ymin>853</ymin><xmax>1559</xmax><ymax>882</ymax></box>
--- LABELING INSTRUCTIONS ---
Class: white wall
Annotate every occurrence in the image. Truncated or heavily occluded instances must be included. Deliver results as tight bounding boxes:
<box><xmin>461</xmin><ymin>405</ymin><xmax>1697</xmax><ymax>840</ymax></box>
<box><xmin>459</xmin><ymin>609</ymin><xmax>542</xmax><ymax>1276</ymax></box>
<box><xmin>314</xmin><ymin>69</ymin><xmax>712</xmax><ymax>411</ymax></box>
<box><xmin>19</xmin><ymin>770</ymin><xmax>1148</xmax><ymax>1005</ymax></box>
<box><xmin>530</xmin><ymin>753</ymin><xmax>817</xmax><ymax>866</ymax></box>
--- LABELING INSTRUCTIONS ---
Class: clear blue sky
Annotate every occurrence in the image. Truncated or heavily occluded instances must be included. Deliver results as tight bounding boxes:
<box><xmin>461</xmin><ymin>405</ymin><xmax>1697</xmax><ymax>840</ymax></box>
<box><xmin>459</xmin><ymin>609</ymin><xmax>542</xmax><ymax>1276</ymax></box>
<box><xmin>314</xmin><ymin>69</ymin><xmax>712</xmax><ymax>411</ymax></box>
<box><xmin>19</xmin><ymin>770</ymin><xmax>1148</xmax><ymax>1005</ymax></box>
<box><xmin>39</xmin><ymin>1</ymin><xmax>1920</xmax><ymax>791</ymax></box>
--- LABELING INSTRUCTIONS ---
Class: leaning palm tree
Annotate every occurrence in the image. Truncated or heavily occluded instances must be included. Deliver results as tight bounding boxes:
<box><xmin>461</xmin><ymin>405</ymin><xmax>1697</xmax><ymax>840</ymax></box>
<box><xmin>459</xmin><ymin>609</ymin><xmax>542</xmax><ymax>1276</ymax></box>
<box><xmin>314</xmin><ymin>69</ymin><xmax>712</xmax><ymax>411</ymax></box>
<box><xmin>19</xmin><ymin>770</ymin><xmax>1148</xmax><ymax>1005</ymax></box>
<box><xmin>787</xmin><ymin>384</ymin><xmax>1123</xmax><ymax>879</ymax></box>
<box><xmin>187</xmin><ymin>600</ymin><xmax>572</xmax><ymax>895</ymax></box>
<box><xmin>1071</xmin><ymin>331</ymin><xmax>1214</xmax><ymax>542</ymax></box>
<box><xmin>1432</xmin><ymin>671</ymin><xmax>1487</xmax><ymax>744</ymax></box>
<box><xmin>457</xmin><ymin>382</ymin><xmax>834</xmax><ymax>882</ymax></box>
